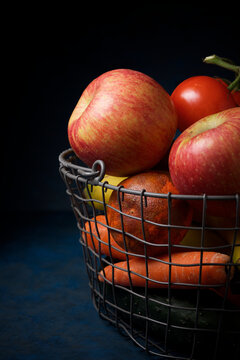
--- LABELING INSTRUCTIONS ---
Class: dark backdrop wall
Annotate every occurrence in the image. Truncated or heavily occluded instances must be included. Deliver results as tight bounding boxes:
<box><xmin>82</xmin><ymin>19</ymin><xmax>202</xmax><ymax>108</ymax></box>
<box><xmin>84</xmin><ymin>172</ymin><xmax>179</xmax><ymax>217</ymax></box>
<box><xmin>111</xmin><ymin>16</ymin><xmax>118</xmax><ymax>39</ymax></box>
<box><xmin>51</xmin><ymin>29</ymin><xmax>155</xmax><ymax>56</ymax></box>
<box><xmin>3</xmin><ymin>2</ymin><xmax>240</xmax><ymax>213</ymax></box>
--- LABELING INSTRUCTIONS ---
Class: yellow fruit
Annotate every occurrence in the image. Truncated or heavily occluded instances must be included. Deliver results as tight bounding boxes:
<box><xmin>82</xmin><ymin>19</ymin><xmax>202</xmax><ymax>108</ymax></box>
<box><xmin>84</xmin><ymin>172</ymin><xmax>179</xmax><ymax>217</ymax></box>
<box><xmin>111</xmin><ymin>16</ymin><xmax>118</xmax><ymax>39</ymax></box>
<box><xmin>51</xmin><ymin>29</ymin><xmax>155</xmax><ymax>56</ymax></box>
<box><xmin>180</xmin><ymin>229</ymin><xmax>226</xmax><ymax>249</ymax></box>
<box><xmin>181</xmin><ymin>228</ymin><xmax>240</xmax><ymax>269</ymax></box>
<box><xmin>83</xmin><ymin>174</ymin><xmax>127</xmax><ymax>210</ymax></box>
<box><xmin>217</xmin><ymin>230</ymin><xmax>240</xmax><ymax>266</ymax></box>
<box><xmin>203</xmin><ymin>215</ymin><xmax>240</xmax><ymax>267</ymax></box>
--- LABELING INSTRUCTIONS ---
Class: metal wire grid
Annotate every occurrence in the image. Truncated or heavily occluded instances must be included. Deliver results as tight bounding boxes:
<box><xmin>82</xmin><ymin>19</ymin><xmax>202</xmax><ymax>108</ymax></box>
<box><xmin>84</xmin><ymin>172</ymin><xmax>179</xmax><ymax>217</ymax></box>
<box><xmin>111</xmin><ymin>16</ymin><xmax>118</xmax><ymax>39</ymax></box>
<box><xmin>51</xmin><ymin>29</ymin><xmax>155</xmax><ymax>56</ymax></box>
<box><xmin>59</xmin><ymin>148</ymin><xmax>240</xmax><ymax>360</ymax></box>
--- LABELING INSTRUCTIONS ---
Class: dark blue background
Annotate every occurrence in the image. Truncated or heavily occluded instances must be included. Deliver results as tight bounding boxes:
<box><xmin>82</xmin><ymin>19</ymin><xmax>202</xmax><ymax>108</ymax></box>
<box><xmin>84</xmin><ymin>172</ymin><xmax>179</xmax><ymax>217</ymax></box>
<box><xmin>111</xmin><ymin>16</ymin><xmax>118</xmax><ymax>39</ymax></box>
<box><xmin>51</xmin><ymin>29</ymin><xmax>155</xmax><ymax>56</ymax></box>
<box><xmin>1</xmin><ymin>2</ymin><xmax>240</xmax><ymax>359</ymax></box>
<box><xmin>3</xmin><ymin>2</ymin><xmax>240</xmax><ymax>213</ymax></box>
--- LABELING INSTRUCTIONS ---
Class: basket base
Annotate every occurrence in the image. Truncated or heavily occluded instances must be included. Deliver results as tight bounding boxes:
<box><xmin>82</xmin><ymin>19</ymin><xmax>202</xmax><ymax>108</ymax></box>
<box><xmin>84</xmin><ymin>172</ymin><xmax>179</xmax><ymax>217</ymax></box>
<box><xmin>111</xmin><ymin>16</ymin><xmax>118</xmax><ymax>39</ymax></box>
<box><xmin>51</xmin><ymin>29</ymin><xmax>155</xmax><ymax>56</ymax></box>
<box><xmin>91</xmin><ymin>284</ymin><xmax>240</xmax><ymax>360</ymax></box>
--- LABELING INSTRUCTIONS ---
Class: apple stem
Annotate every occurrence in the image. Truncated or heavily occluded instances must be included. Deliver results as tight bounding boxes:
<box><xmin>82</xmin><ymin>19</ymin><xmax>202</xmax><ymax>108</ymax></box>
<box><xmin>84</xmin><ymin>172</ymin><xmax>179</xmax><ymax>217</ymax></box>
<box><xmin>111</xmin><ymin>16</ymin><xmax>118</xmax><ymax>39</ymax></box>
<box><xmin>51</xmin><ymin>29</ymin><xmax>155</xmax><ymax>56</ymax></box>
<box><xmin>203</xmin><ymin>54</ymin><xmax>240</xmax><ymax>91</ymax></box>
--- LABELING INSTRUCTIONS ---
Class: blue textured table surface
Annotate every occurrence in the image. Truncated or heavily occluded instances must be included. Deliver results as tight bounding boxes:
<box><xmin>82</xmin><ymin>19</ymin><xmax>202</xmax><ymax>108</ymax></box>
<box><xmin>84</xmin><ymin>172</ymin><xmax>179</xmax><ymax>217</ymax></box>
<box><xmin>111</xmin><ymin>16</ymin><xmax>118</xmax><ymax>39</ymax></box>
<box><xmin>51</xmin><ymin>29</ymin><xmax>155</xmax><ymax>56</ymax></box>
<box><xmin>0</xmin><ymin>212</ymin><xmax>160</xmax><ymax>360</ymax></box>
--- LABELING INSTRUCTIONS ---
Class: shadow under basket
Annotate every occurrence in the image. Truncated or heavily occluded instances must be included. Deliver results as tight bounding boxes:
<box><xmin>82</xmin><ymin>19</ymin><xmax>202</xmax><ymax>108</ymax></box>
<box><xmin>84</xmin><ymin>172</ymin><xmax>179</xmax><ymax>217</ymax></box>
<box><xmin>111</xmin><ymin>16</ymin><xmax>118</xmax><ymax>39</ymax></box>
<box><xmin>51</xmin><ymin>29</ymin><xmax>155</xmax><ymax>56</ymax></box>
<box><xmin>59</xmin><ymin>148</ymin><xmax>240</xmax><ymax>360</ymax></box>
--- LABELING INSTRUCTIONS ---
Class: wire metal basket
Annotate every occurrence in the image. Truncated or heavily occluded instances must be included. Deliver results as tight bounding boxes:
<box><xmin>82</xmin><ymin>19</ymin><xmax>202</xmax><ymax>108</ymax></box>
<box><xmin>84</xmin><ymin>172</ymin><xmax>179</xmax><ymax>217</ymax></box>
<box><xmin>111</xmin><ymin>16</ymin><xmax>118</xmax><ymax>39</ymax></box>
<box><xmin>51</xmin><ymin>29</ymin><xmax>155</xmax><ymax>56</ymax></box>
<box><xmin>59</xmin><ymin>148</ymin><xmax>240</xmax><ymax>360</ymax></box>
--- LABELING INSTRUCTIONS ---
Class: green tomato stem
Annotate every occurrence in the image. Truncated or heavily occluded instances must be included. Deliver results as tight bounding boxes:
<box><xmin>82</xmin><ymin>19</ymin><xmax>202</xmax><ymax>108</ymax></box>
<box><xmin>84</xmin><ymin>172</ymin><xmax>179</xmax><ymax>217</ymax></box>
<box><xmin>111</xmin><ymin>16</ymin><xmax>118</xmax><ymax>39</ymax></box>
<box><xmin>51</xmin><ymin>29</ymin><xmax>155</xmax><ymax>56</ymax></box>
<box><xmin>203</xmin><ymin>54</ymin><xmax>240</xmax><ymax>91</ymax></box>
<box><xmin>227</xmin><ymin>72</ymin><xmax>240</xmax><ymax>91</ymax></box>
<box><xmin>203</xmin><ymin>54</ymin><xmax>239</xmax><ymax>73</ymax></box>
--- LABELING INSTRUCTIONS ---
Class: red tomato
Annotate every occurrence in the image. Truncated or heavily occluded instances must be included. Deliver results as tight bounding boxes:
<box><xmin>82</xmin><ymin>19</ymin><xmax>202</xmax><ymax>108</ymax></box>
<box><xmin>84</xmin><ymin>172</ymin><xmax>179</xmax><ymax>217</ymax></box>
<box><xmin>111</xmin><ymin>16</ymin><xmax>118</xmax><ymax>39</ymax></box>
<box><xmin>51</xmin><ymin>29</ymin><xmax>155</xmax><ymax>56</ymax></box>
<box><xmin>171</xmin><ymin>76</ymin><xmax>237</xmax><ymax>131</ymax></box>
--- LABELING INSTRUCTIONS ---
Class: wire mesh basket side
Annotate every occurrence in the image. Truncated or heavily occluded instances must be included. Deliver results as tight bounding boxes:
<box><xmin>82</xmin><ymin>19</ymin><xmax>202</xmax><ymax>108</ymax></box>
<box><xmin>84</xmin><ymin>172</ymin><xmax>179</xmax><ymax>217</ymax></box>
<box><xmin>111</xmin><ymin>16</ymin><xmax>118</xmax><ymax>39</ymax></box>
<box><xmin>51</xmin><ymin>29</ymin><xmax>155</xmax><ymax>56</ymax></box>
<box><xmin>59</xmin><ymin>149</ymin><xmax>240</xmax><ymax>360</ymax></box>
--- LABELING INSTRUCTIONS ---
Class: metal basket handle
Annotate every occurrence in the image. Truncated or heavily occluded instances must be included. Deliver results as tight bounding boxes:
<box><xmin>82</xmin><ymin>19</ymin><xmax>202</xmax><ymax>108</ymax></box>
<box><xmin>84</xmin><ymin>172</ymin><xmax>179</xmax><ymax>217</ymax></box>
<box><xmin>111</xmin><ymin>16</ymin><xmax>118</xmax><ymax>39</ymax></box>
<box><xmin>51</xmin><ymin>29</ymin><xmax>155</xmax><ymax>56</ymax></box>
<box><xmin>59</xmin><ymin>148</ymin><xmax>106</xmax><ymax>184</ymax></box>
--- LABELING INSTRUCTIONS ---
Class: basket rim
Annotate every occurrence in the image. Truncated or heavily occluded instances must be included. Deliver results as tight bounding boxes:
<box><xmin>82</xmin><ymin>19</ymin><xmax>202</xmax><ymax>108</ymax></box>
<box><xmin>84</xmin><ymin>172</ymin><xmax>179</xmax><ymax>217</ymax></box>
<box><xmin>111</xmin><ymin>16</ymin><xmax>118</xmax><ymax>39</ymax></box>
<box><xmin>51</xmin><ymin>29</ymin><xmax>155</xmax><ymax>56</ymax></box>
<box><xmin>59</xmin><ymin>148</ymin><xmax>240</xmax><ymax>202</ymax></box>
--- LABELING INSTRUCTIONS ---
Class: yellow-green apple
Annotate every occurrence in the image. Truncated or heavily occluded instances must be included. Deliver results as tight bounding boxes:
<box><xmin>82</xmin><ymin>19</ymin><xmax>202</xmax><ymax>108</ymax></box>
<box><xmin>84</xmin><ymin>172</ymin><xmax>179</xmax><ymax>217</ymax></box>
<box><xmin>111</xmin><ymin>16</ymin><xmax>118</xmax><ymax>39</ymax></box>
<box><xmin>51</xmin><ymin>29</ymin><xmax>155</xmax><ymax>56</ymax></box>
<box><xmin>169</xmin><ymin>107</ymin><xmax>240</xmax><ymax>218</ymax></box>
<box><xmin>68</xmin><ymin>69</ymin><xmax>177</xmax><ymax>176</ymax></box>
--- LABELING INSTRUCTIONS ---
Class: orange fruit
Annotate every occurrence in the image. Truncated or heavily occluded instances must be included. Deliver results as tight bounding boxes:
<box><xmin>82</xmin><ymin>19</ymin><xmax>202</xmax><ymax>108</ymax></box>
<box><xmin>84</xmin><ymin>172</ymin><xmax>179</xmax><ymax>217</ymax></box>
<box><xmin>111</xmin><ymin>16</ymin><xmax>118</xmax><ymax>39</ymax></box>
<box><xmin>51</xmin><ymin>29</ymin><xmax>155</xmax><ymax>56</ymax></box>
<box><xmin>107</xmin><ymin>171</ymin><xmax>193</xmax><ymax>256</ymax></box>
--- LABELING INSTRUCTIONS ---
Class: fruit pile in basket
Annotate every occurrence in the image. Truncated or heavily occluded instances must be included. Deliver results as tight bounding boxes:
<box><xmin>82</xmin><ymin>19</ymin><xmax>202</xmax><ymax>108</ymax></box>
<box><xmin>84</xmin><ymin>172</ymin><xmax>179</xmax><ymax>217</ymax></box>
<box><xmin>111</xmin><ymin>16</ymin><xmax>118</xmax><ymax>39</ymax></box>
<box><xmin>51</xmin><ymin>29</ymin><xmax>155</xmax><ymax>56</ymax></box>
<box><xmin>67</xmin><ymin>55</ymin><xmax>240</xmax><ymax>306</ymax></box>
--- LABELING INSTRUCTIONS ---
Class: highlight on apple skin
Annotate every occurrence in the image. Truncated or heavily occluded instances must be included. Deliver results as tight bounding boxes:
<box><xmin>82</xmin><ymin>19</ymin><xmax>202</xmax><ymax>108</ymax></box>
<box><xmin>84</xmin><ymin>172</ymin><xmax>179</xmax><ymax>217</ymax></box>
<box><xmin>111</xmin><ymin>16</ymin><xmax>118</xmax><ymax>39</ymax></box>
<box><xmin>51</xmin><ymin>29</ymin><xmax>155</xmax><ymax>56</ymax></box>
<box><xmin>68</xmin><ymin>69</ymin><xmax>177</xmax><ymax>176</ymax></box>
<box><xmin>168</xmin><ymin>107</ymin><xmax>240</xmax><ymax>217</ymax></box>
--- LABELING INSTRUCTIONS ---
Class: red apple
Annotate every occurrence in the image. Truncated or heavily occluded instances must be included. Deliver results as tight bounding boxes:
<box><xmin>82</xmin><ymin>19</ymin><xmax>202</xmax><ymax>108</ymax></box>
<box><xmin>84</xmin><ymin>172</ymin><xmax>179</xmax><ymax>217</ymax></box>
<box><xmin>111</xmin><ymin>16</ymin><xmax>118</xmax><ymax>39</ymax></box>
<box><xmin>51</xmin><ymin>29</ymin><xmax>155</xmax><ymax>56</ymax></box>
<box><xmin>169</xmin><ymin>107</ymin><xmax>240</xmax><ymax>217</ymax></box>
<box><xmin>68</xmin><ymin>69</ymin><xmax>177</xmax><ymax>176</ymax></box>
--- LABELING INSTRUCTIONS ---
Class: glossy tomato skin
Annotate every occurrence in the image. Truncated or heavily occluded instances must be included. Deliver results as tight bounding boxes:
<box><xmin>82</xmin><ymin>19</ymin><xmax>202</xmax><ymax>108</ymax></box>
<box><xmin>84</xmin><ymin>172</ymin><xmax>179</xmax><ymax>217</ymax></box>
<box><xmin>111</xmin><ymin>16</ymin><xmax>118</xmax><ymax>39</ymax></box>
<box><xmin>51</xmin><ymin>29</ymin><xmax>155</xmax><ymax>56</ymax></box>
<box><xmin>171</xmin><ymin>76</ymin><xmax>237</xmax><ymax>131</ymax></box>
